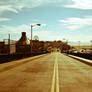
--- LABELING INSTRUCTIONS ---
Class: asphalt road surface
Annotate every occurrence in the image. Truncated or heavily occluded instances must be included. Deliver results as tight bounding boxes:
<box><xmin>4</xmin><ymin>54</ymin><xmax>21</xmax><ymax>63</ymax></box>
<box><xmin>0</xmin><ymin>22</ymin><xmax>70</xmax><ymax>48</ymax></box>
<box><xmin>0</xmin><ymin>52</ymin><xmax>92</xmax><ymax>92</ymax></box>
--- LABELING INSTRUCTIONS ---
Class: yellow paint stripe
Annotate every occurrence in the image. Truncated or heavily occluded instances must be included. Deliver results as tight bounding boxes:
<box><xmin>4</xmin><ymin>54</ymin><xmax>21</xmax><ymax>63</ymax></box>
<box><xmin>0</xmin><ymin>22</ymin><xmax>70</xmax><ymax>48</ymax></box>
<box><xmin>51</xmin><ymin>53</ymin><xmax>59</xmax><ymax>92</ymax></box>
<box><xmin>56</xmin><ymin>56</ymin><xmax>59</xmax><ymax>92</ymax></box>
<box><xmin>51</xmin><ymin>58</ymin><xmax>56</xmax><ymax>92</ymax></box>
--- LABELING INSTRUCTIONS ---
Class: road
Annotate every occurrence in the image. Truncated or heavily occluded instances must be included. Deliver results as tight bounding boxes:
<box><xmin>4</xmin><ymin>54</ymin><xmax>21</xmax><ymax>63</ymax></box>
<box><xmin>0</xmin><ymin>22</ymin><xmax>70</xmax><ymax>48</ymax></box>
<box><xmin>0</xmin><ymin>52</ymin><xmax>92</xmax><ymax>92</ymax></box>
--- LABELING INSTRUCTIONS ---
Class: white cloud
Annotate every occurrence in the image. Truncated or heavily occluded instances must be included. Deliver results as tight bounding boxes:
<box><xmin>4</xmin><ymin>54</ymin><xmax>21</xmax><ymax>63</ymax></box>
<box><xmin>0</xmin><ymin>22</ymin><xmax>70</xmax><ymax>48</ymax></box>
<box><xmin>59</xmin><ymin>16</ymin><xmax>92</xmax><ymax>30</ymax></box>
<box><xmin>0</xmin><ymin>24</ymin><xmax>92</xmax><ymax>42</ymax></box>
<box><xmin>33</xmin><ymin>30</ymin><xmax>57</xmax><ymax>41</ymax></box>
<box><xmin>34</xmin><ymin>30</ymin><xmax>92</xmax><ymax>43</ymax></box>
<box><xmin>0</xmin><ymin>24</ymin><xmax>30</xmax><ymax>40</ymax></box>
<box><xmin>0</xmin><ymin>24</ymin><xmax>30</xmax><ymax>34</ymax></box>
<box><xmin>0</xmin><ymin>5</ymin><xmax>18</xmax><ymax>14</ymax></box>
<box><xmin>0</xmin><ymin>0</ymin><xmax>44</xmax><ymax>14</ymax></box>
<box><xmin>0</xmin><ymin>0</ymin><xmax>92</xmax><ymax>15</ymax></box>
<box><xmin>66</xmin><ymin>35</ymin><xmax>92</xmax><ymax>42</ymax></box>
<box><xmin>0</xmin><ymin>18</ymin><xmax>11</xmax><ymax>22</ymax></box>
<box><xmin>41</xmin><ymin>24</ymin><xmax>47</xmax><ymax>27</ymax></box>
<box><xmin>65</xmin><ymin>0</ymin><xmax>92</xmax><ymax>10</ymax></box>
<box><xmin>0</xmin><ymin>24</ymin><xmax>61</xmax><ymax>41</ymax></box>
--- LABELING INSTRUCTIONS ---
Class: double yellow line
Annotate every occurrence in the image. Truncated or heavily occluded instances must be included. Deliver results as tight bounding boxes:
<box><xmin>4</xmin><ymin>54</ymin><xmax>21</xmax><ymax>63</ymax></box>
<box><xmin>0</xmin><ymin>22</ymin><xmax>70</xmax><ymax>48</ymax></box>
<box><xmin>51</xmin><ymin>53</ymin><xmax>59</xmax><ymax>92</ymax></box>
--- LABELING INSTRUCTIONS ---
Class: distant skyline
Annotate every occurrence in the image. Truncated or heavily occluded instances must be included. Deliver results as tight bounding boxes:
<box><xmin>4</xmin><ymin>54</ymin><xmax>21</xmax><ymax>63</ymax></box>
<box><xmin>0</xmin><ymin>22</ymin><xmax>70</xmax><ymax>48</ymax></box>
<box><xmin>0</xmin><ymin>0</ymin><xmax>92</xmax><ymax>46</ymax></box>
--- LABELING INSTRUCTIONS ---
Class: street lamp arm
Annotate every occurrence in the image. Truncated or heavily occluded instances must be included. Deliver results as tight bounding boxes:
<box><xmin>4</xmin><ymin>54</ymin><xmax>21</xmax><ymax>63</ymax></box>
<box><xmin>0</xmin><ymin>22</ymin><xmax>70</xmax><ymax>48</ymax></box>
<box><xmin>36</xmin><ymin>24</ymin><xmax>41</xmax><ymax>26</ymax></box>
<box><xmin>31</xmin><ymin>24</ymin><xmax>41</xmax><ymax>27</ymax></box>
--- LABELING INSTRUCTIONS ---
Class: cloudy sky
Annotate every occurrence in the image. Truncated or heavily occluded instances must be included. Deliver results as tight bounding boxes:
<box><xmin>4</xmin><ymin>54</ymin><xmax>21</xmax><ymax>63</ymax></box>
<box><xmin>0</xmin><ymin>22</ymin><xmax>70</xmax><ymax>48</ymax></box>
<box><xmin>0</xmin><ymin>0</ymin><xmax>92</xmax><ymax>45</ymax></box>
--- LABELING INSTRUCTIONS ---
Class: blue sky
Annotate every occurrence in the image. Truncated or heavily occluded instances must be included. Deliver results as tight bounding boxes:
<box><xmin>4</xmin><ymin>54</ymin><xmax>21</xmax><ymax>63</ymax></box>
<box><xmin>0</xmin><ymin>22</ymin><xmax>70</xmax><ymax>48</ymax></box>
<box><xmin>0</xmin><ymin>0</ymin><xmax>92</xmax><ymax>45</ymax></box>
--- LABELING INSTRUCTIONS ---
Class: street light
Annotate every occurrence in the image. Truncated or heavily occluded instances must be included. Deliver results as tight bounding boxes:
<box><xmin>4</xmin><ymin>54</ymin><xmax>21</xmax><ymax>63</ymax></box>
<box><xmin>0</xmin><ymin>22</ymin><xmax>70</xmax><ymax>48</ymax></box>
<box><xmin>78</xmin><ymin>41</ymin><xmax>80</xmax><ymax>50</ymax></box>
<box><xmin>30</xmin><ymin>24</ymin><xmax>41</xmax><ymax>55</ymax></box>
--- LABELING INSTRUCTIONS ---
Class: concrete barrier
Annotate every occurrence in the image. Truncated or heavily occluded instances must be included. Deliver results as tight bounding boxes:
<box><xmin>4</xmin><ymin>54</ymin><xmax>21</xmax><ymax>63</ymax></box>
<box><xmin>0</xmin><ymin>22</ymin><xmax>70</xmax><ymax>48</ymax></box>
<box><xmin>0</xmin><ymin>52</ymin><xmax>48</xmax><ymax>64</ymax></box>
<box><xmin>68</xmin><ymin>54</ymin><xmax>92</xmax><ymax>66</ymax></box>
<box><xmin>68</xmin><ymin>53</ymin><xmax>92</xmax><ymax>60</ymax></box>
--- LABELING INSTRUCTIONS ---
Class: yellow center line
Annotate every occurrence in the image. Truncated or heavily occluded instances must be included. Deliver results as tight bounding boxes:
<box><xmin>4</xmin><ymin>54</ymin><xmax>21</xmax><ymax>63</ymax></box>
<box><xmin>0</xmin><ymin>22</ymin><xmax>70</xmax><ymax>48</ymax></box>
<box><xmin>51</xmin><ymin>53</ymin><xmax>59</xmax><ymax>92</ymax></box>
<box><xmin>56</xmin><ymin>56</ymin><xmax>59</xmax><ymax>92</ymax></box>
<box><xmin>51</xmin><ymin>59</ymin><xmax>56</xmax><ymax>92</ymax></box>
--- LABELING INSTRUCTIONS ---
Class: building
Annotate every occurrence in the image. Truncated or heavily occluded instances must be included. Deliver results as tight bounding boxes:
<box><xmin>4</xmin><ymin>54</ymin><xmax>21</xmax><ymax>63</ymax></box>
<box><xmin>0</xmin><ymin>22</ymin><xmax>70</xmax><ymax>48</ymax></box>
<box><xmin>0</xmin><ymin>32</ymin><xmax>70</xmax><ymax>55</ymax></box>
<box><xmin>32</xmin><ymin>40</ymin><xmax>44</xmax><ymax>53</ymax></box>
<box><xmin>0</xmin><ymin>40</ymin><xmax>16</xmax><ymax>55</ymax></box>
<box><xmin>0</xmin><ymin>42</ymin><xmax>4</xmax><ymax>54</ymax></box>
<box><xmin>16</xmin><ymin>32</ymin><xmax>45</xmax><ymax>55</ymax></box>
<box><xmin>16</xmin><ymin>32</ymin><xmax>30</xmax><ymax>54</ymax></box>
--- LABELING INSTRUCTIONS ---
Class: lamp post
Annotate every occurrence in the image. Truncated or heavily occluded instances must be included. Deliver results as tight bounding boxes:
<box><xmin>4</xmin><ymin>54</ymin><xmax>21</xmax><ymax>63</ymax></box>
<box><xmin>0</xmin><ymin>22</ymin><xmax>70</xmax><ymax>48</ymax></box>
<box><xmin>78</xmin><ymin>41</ymin><xmax>80</xmax><ymax>50</ymax></box>
<box><xmin>8</xmin><ymin>34</ymin><xmax>10</xmax><ymax>55</ymax></box>
<box><xmin>90</xmin><ymin>40</ymin><xmax>92</xmax><ymax>50</ymax></box>
<box><xmin>30</xmin><ymin>24</ymin><xmax>41</xmax><ymax>55</ymax></box>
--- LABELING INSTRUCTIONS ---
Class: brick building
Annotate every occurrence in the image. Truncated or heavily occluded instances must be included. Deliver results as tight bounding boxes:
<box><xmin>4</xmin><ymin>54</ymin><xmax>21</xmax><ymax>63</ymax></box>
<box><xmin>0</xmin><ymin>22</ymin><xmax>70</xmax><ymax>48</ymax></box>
<box><xmin>32</xmin><ymin>40</ymin><xmax>44</xmax><ymax>53</ymax></box>
<box><xmin>0</xmin><ymin>42</ymin><xmax>4</xmax><ymax>54</ymax></box>
<box><xmin>16</xmin><ymin>32</ymin><xmax>30</xmax><ymax>54</ymax></box>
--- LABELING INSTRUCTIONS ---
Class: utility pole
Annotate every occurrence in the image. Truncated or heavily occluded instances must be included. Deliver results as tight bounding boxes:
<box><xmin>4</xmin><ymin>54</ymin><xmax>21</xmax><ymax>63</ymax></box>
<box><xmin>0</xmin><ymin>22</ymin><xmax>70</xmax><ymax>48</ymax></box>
<box><xmin>78</xmin><ymin>41</ymin><xmax>80</xmax><ymax>50</ymax></box>
<box><xmin>8</xmin><ymin>34</ymin><xmax>10</xmax><ymax>55</ymax></box>
<box><xmin>90</xmin><ymin>40</ymin><xmax>92</xmax><ymax>49</ymax></box>
<box><xmin>30</xmin><ymin>25</ymin><xmax>33</xmax><ymax>55</ymax></box>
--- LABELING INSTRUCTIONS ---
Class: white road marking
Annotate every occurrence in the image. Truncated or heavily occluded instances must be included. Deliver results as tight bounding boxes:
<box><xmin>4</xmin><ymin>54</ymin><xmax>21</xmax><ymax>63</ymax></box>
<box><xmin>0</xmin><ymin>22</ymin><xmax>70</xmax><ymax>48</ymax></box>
<box><xmin>51</xmin><ymin>53</ymin><xmax>59</xmax><ymax>92</ymax></box>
